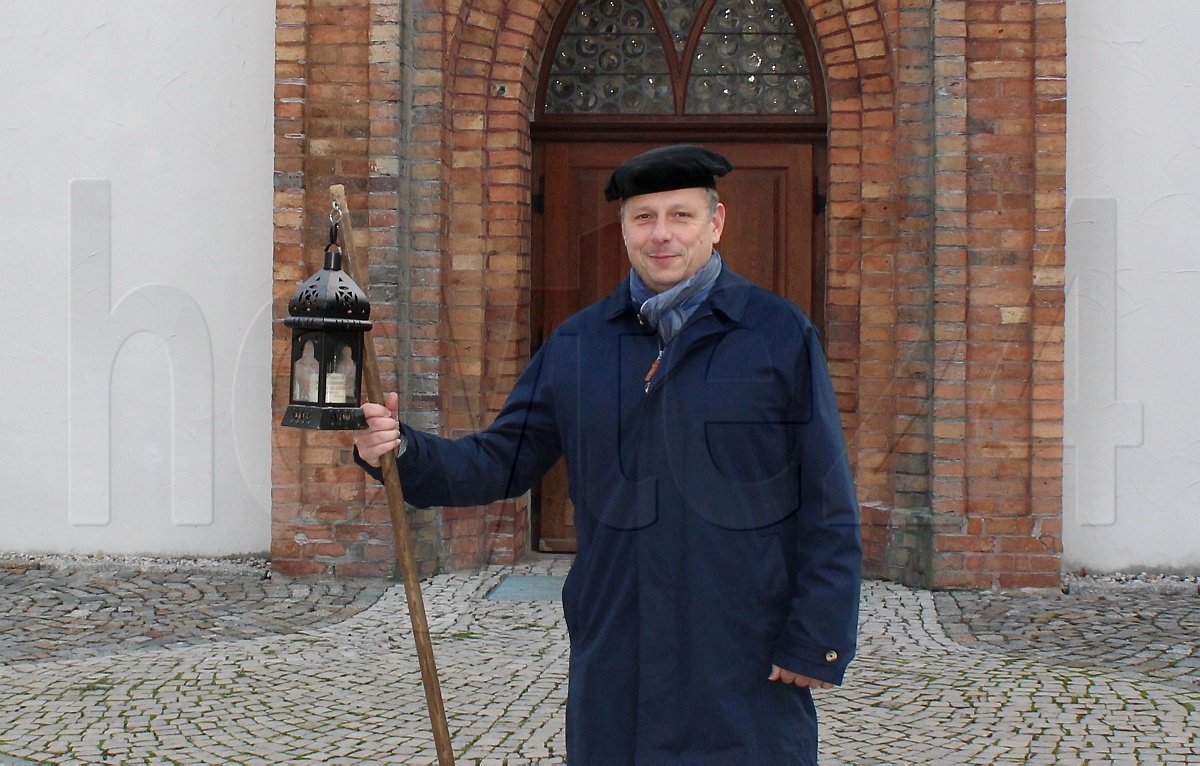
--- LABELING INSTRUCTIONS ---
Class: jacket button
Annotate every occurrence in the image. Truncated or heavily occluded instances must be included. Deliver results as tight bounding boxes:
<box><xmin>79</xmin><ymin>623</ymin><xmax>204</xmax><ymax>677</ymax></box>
<box><xmin>825</xmin><ymin>650</ymin><xmax>838</xmax><ymax>663</ymax></box>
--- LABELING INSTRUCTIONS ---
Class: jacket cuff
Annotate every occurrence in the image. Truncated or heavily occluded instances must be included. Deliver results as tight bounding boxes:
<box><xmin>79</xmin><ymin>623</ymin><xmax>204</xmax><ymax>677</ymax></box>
<box><xmin>352</xmin><ymin>445</ymin><xmax>384</xmax><ymax>484</ymax></box>
<box><xmin>771</xmin><ymin>640</ymin><xmax>852</xmax><ymax>686</ymax></box>
<box><xmin>353</xmin><ymin>423</ymin><xmax>423</xmax><ymax>485</ymax></box>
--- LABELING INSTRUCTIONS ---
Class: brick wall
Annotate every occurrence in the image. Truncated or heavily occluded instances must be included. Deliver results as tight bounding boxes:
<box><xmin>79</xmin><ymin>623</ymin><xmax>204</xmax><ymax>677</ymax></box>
<box><xmin>271</xmin><ymin>0</ymin><xmax>1067</xmax><ymax>589</ymax></box>
<box><xmin>925</xmin><ymin>0</ymin><xmax>1066</xmax><ymax>588</ymax></box>
<box><xmin>272</xmin><ymin>0</ymin><xmax>440</xmax><ymax>578</ymax></box>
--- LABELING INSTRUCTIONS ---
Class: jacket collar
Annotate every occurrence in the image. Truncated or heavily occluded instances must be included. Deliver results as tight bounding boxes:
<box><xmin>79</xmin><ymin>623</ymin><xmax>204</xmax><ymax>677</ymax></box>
<box><xmin>601</xmin><ymin>264</ymin><xmax>753</xmax><ymax>324</ymax></box>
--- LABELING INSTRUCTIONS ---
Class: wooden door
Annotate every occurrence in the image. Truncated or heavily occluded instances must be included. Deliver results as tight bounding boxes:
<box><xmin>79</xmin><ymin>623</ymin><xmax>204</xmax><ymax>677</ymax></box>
<box><xmin>533</xmin><ymin>141</ymin><xmax>816</xmax><ymax>552</ymax></box>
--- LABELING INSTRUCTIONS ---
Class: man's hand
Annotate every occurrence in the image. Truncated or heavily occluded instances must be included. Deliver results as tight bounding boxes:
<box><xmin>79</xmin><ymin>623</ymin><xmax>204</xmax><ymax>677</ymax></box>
<box><xmin>768</xmin><ymin>665</ymin><xmax>833</xmax><ymax>690</ymax></box>
<box><xmin>355</xmin><ymin>392</ymin><xmax>403</xmax><ymax>468</ymax></box>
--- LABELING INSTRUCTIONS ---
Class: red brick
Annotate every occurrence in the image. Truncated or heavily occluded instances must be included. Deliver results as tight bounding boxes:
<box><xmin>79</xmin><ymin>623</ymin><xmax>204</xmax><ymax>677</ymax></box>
<box><xmin>272</xmin><ymin>558</ymin><xmax>329</xmax><ymax>577</ymax></box>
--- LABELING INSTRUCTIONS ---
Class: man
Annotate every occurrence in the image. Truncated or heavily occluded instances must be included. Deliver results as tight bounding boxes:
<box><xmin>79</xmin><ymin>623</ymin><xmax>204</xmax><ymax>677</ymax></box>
<box><xmin>356</xmin><ymin>145</ymin><xmax>861</xmax><ymax>765</ymax></box>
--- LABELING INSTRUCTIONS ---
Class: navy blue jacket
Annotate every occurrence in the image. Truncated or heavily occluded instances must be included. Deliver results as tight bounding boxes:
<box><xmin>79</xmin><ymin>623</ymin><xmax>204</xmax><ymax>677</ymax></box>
<box><xmin>363</xmin><ymin>267</ymin><xmax>861</xmax><ymax>765</ymax></box>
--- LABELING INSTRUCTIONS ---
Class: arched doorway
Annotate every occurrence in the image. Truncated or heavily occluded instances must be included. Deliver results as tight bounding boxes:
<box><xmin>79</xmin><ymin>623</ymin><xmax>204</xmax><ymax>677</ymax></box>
<box><xmin>530</xmin><ymin>0</ymin><xmax>829</xmax><ymax>551</ymax></box>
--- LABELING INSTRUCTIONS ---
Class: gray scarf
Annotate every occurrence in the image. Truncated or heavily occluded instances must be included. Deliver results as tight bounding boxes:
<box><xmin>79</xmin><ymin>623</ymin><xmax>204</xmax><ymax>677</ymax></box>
<box><xmin>629</xmin><ymin>251</ymin><xmax>723</xmax><ymax>344</ymax></box>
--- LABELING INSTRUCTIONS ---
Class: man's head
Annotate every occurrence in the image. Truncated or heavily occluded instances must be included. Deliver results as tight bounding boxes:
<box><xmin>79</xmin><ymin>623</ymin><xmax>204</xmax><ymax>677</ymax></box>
<box><xmin>605</xmin><ymin>145</ymin><xmax>732</xmax><ymax>294</ymax></box>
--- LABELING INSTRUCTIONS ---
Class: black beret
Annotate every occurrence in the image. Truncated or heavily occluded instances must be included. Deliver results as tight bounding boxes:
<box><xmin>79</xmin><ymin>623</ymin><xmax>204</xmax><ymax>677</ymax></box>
<box><xmin>604</xmin><ymin>144</ymin><xmax>733</xmax><ymax>202</ymax></box>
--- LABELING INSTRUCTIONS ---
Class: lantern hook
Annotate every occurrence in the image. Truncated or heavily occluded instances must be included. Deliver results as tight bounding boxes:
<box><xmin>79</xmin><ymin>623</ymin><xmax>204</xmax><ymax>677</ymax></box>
<box><xmin>328</xmin><ymin>202</ymin><xmax>342</xmax><ymax>248</ymax></box>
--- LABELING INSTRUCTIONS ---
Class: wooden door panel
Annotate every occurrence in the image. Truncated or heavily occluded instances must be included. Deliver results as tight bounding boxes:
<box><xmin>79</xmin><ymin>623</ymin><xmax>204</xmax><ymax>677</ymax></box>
<box><xmin>534</xmin><ymin>141</ymin><xmax>815</xmax><ymax>552</ymax></box>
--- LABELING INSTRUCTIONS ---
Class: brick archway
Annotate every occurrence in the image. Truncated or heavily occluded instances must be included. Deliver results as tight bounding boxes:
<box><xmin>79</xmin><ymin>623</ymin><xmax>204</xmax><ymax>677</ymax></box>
<box><xmin>425</xmin><ymin>0</ymin><xmax>902</xmax><ymax>570</ymax></box>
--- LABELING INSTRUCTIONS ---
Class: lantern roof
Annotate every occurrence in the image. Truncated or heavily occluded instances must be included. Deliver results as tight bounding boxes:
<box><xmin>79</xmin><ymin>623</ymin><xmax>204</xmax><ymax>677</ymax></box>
<box><xmin>285</xmin><ymin>246</ymin><xmax>372</xmax><ymax>331</ymax></box>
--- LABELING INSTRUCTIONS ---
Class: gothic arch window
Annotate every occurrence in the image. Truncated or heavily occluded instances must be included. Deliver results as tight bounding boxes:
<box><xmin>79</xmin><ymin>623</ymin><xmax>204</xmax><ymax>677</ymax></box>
<box><xmin>537</xmin><ymin>0</ymin><xmax>823</xmax><ymax>123</ymax></box>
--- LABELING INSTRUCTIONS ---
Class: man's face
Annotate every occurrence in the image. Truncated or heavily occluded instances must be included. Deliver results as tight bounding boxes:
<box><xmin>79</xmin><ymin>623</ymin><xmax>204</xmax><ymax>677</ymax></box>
<box><xmin>621</xmin><ymin>186</ymin><xmax>726</xmax><ymax>294</ymax></box>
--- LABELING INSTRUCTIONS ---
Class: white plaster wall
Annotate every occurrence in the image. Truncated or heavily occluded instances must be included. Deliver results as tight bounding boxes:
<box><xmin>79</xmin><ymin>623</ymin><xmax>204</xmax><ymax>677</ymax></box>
<box><xmin>1066</xmin><ymin>0</ymin><xmax>1200</xmax><ymax>572</ymax></box>
<box><xmin>0</xmin><ymin>2</ymin><xmax>275</xmax><ymax>555</ymax></box>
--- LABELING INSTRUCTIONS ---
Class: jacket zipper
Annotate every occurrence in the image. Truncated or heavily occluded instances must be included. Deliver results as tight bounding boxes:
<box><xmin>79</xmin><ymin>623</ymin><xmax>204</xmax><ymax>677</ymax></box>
<box><xmin>644</xmin><ymin>346</ymin><xmax>664</xmax><ymax>393</ymax></box>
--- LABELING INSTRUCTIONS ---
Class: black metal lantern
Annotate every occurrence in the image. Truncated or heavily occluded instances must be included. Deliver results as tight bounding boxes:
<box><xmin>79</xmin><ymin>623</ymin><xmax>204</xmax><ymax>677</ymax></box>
<box><xmin>282</xmin><ymin>208</ymin><xmax>372</xmax><ymax>430</ymax></box>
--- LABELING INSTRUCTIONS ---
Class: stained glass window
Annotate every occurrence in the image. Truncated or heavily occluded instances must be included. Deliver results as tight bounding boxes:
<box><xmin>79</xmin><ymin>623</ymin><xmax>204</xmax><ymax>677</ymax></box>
<box><xmin>543</xmin><ymin>0</ymin><xmax>816</xmax><ymax>116</ymax></box>
<box><xmin>687</xmin><ymin>0</ymin><xmax>814</xmax><ymax>114</ymax></box>
<box><xmin>544</xmin><ymin>0</ymin><xmax>674</xmax><ymax>114</ymax></box>
<box><xmin>658</xmin><ymin>0</ymin><xmax>707</xmax><ymax>55</ymax></box>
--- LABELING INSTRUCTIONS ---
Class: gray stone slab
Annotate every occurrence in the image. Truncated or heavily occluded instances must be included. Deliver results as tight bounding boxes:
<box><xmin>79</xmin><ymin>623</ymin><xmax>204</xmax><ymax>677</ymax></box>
<box><xmin>1069</xmin><ymin>579</ymin><xmax>1199</xmax><ymax>596</ymax></box>
<box><xmin>486</xmin><ymin>575</ymin><xmax>566</xmax><ymax>602</ymax></box>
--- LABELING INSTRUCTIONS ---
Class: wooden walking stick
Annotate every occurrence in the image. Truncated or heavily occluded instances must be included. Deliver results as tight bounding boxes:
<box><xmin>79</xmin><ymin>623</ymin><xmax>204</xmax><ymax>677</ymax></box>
<box><xmin>329</xmin><ymin>184</ymin><xmax>456</xmax><ymax>766</ymax></box>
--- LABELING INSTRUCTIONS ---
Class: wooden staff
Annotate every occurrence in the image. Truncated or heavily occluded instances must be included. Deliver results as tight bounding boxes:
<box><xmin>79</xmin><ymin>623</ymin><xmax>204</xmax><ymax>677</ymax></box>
<box><xmin>330</xmin><ymin>185</ymin><xmax>455</xmax><ymax>766</ymax></box>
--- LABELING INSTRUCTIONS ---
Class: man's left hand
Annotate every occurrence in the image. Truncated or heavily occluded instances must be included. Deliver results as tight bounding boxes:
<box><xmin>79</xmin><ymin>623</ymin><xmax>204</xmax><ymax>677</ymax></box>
<box><xmin>768</xmin><ymin>665</ymin><xmax>833</xmax><ymax>689</ymax></box>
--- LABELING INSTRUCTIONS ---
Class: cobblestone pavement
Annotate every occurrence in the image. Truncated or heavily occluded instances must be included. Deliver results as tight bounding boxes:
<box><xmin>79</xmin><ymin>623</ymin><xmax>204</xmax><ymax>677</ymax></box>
<box><xmin>934</xmin><ymin>585</ymin><xmax>1200</xmax><ymax>690</ymax></box>
<box><xmin>0</xmin><ymin>559</ymin><xmax>387</xmax><ymax>665</ymax></box>
<box><xmin>826</xmin><ymin>585</ymin><xmax>1199</xmax><ymax>765</ymax></box>
<box><xmin>0</xmin><ymin>555</ymin><xmax>1197</xmax><ymax>764</ymax></box>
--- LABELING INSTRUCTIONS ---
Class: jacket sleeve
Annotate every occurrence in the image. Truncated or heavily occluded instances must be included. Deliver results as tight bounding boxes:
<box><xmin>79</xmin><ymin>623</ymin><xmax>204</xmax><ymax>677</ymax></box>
<box><xmin>355</xmin><ymin>342</ymin><xmax>563</xmax><ymax>509</ymax></box>
<box><xmin>771</xmin><ymin>319</ymin><xmax>862</xmax><ymax>685</ymax></box>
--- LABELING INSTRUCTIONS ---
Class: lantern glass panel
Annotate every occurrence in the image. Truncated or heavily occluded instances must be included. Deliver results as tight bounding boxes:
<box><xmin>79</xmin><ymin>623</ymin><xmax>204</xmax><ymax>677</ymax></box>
<box><xmin>322</xmin><ymin>332</ymin><xmax>362</xmax><ymax>405</ymax></box>
<box><xmin>291</xmin><ymin>332</ymin><xmax>323</xmax><ymax>404</ymax></box>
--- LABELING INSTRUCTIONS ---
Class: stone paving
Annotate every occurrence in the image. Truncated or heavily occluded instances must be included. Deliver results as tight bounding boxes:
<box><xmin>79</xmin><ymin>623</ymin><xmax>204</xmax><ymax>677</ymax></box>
<box><xmin>826</xmin><ymin>585</ymin><xmax>1199</xmax><ymax>765</ymax></box>
<box><xmin>0</xmin><ymin>554</ymin><xmax>1196</xmax><ymax>764</ymax></box>
<box><xmin>0</xmin><ymin>559</ymin><xmax>387</xmax><ymax>665</ymax></box>
<box><xmin>935</xmin><ymin>585</ymin><xmax>1200</xmax><ymax>690</ymax></box>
